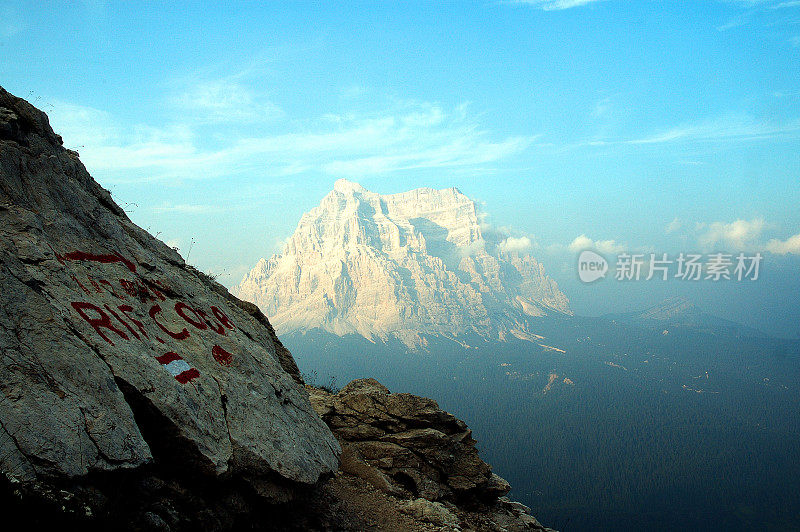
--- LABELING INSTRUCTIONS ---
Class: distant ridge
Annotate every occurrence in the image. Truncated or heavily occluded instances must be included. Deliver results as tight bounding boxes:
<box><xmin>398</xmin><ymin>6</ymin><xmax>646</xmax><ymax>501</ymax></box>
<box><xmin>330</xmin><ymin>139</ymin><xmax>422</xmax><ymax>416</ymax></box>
<box><xmin>638</xmin><ymin>296</ymin><xmax>701</xmax><ymax>321</ymax></box>
<box><xmin>610</xmin><ymin>296</ymin><xmax>770</xmax><ymax>338</ymax></box>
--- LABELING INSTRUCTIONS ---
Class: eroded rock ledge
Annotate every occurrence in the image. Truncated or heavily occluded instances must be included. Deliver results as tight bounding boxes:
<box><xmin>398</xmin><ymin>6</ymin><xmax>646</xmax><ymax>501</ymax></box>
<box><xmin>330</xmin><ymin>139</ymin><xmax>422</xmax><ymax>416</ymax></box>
<box><xmin>308</xmin><ymin>378</ymin><xmax>553</xmax><ymax>531</ymax></box>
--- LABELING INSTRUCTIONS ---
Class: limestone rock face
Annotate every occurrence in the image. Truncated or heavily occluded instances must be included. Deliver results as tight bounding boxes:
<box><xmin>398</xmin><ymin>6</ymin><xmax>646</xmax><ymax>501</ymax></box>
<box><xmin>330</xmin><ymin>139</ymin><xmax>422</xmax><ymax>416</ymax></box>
<box><xmin>309</xmin><ymin>379</ymin><xmax>553</xmax><ymax>531</ymax></box>
<box><xmin>233</xmin><ymin>179</ymin><xmax>571</xmax><ymax>348</ymax></box>
<box><xmin>0</xmin><ymin>87</ymin><xmax>339</xmax><ymax>494</ymax></box>
<box><xmin>309</xmin><ymin>378</ymin><xmax>508</xmax><ymax>502</ymax></box>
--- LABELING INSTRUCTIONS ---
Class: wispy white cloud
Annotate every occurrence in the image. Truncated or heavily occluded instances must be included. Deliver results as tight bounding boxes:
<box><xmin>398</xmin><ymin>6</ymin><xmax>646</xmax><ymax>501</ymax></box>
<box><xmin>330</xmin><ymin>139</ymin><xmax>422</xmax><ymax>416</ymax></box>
<box><xmin>665</xmin><ymin>218</ymin><xmax>683</xmax><ymax>234</ymax></box>
<box><xmin>766</xmin><ymin>233</ymin><xmax>800</xmax><ymax>254</ymax></box>
<box><xmin>46</xmin><ymin>101</ymin><xmax>119</xmax><ymax>147</ymax></box>
<box><xmin>723</xmin><ymin>0</ymin><xmax>800</xmax><ymax>7</ymax></box>
<box><xmin>572</xmin><ymin>112</ymin><xmax>800</xmax><ymax>150</ymax></box>
<box><xmin>717</xmin><ymin>0</ymin><xmax>800</xmax><ymax>31</ymax></box>
<box><xmin>49</xmin><ymin>96</ymin><xmax>535</xmax><ymax>183</ymax></box>
<box><xmin>499</xmin><ymin>236</ymin><xmax>533</xmax><ymax>253</ymax></box>
<box><xmin>568</xmin><ymin>234</ymin><xmax>626</xmax><ymax>254</ymax></box>
<box><xmin>696</xmin><ymin>218</ymin><xmax>767</xmax><ymax>250</ymax></box>
<box><xmin>724</xmin><ymin>0</ymin><xmax>773</xmax><ymax>4</ymax></box>
<box><xmin>626</xmin><ymin>113</ymin><xmax>800</xmax><ymax>145</ymax></box>
<box><xmin>171</xmin><ymin>78</ymin><xmax>283</xmax><ymax>123</ymax></box>
<box><xmin>47</xmin><ymin>101</ymin><xmax>199</xmax><ymax>171</ymax></box>
<box><xmin>506</xmin><ymin>0</ymin><xmax>603</xmax><ymax>10</ymax></box>
<box><xmin>551</xmin><ymin>218</ymin><xmax>800</xmax><ymax>260</ymax></box>
<box><xmin>716</xmin><ymin>12</ymin><xmax>752</xmax><ymax>31</ymax></box>
<box><xmin>668</xmin><ymin>216</ymin><xmax>800</xmax><ymax>255</ymax></box>
<box><xmin>771</xmin><ymin>0</ymin><xmax>800</xmax><ymax>8</ymax></box>
<box><xmin>323</xmin><ymin>133</ymin><xmax>534</xmax><ymax>176</ymax></box>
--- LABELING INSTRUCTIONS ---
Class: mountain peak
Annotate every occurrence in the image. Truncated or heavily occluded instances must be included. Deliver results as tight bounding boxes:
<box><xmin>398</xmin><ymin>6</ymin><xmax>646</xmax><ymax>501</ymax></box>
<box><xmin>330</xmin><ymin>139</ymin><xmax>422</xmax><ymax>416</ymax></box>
<box><xmin>234</xmin><ymin>181</ymin><xmax>571</xmax><ymax>348</ymax></box>
<box><xmin>333</xmin><ymin>178</ymin><xmax>367</xmax><ymax>194</ymax></box>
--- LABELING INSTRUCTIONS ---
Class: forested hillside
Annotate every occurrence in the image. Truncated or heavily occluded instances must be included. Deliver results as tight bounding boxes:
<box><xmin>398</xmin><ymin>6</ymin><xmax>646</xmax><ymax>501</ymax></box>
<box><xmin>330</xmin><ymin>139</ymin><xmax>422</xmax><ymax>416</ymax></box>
<box><xmin>287</xmin><ymin>317</ymin><xmax>800</xmax><ymax>531</ymax></box>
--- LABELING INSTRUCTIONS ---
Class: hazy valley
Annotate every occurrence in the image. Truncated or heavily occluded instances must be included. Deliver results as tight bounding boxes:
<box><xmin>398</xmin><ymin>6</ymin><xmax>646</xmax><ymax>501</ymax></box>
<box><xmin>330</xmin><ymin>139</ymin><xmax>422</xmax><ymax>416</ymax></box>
<box><xmin>237</xmin><ymin>181</ymin><xmax>800</xmax><ymax>531</ymax></box>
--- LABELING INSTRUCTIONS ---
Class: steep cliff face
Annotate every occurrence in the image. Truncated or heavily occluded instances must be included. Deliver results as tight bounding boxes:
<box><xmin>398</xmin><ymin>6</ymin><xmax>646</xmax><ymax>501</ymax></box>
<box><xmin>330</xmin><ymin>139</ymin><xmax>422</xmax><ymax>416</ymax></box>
<box><xmin>234</xmin><ymin>179</ymin><xmax>570</xmax><ymax>348</ymax></box>
<box><xmin>0</xmin><ymin>85</ymin><xmax>338</xmax><ymax>507</ymax></box>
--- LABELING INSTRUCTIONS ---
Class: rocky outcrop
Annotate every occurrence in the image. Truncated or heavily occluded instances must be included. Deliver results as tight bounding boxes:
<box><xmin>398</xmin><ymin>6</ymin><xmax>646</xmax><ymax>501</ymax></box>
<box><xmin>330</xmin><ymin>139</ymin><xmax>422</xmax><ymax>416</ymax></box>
<box><xmin>309</xmin><ymin>378</ymin><xmax>505</xmax><ymax>501</ymax></box>
<box><xmin>233</xmin><ymin>179</ymin><xmax>571</xmax><ymax>349</ymax></box>
<box><xmin>0</xmin><ymin>85</ymin><xmax>339</xmax><ymax>520</ymax></box>
<box><xmin>308</xmin><ymin>378</ymin><xmax>553</xmax><ymax>531</ymax></box>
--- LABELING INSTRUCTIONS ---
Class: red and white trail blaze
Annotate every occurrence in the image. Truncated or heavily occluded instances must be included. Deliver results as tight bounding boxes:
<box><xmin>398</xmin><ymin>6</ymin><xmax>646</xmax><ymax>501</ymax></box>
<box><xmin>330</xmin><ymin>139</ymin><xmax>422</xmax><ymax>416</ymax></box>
<box><xmin>156</xmin><ymin>351</ymin><xmax>200</xmax><ymax>383</ymax></box>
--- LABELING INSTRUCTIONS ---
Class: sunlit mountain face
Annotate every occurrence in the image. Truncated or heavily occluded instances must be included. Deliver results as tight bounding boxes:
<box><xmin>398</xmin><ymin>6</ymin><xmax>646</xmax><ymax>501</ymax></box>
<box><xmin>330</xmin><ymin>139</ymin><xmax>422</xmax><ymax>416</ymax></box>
<box><xmin>234</xmin><ymin>179</ymin><xmax>570</xmax><ymax>349</ymax></box>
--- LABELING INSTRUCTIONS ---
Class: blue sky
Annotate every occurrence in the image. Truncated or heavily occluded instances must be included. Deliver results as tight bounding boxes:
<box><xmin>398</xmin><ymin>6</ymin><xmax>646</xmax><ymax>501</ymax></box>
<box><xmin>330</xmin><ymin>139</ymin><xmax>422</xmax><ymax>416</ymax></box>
<box><xmin>2</xmin><ymin>1</ymin><xmax>799</xmax><ymax>336</ymax></box>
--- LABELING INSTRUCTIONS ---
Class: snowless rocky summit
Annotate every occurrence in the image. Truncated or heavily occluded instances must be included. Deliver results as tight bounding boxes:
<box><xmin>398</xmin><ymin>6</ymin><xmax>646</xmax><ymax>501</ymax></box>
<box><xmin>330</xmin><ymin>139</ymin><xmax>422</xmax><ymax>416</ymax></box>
<box><xmin>234</xmin><ymin>179</ymin><xmax>571</xmax><ymax>348</ymax></box>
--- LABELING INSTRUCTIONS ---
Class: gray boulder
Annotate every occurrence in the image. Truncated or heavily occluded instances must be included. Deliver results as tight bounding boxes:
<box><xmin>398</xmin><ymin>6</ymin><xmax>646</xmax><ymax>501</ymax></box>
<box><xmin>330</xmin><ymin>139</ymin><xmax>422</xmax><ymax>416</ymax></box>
<box><xmin>0</xmin><ymin>86</ymin><xmax>339</xmax><ymax>501</ymax></box>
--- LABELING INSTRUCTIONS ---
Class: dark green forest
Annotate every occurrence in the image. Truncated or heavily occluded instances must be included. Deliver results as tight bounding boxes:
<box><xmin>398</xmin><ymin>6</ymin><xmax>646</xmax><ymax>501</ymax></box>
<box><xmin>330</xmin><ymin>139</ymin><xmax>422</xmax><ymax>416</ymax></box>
<box><xmin>287</xmin><ymin>317</ymin><xmax>800</xmax><ymax>531</ymax></box>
